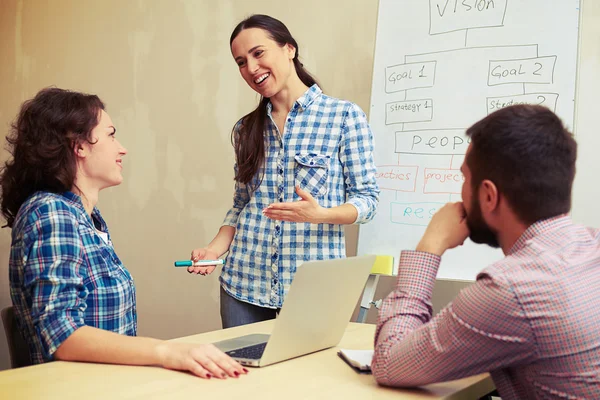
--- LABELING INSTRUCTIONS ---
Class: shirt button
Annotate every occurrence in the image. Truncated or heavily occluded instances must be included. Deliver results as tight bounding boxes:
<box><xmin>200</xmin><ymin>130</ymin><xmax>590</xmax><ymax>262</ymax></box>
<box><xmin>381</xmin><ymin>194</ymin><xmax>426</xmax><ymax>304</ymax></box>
<box><xmin>273</xmin><ymin>278</ymin><xmax>278</xmax><ymax>285</ymax></box>
<box><xmin>278</xmin><ymin>167</ymin><xmax>284</xmax><ymax>174</ymax></box>
<box><xmin>287</xmin><ymin>118</ymin><xmax>291</xmax><ymax>122</ymax></box>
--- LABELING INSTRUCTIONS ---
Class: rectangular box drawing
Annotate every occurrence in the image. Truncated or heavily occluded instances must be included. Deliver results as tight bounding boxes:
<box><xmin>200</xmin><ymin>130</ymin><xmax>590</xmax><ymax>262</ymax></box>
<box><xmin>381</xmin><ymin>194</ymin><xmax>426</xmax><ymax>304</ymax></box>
<box><xmin>386</xmin><ymin>99</ymin><xmax>434</xmax><ymax>125</ymax></box>
<box><xmin>404</xmin><ymin>45</ymin><xmax>538</xmax><ymax>130</ymax></box>
<box><xmin>487</xmin><ymin>93</ymin><xmax>559</xmax><ymax>113</ymax></box>
<box><xmin>429</xmin><ymin>0</ymin><xmax>508</xmax><ymax>35</ymax></box>
<box><xmin>375</xmin><ymin>165</ymin><xmax>419</xmax><ymax>192</ymax></box>
<box><xmin>423</xmin><ymin>168</ymin><xmax>464</xmax><ymax>194</ymax></box>
<box><xmin>396</xmin><ymin>129</ymin><xmax>470</xmax><ymax>155</ymax></box>
<box><xmin>488</xmin><ymin>56</ymin><xmax>557</xmax><ymax>86</ymax></box>
<box><xmin>385</xmin><ymin>61</ymin><xmax>436</xmax><ymax>93</ymax></box>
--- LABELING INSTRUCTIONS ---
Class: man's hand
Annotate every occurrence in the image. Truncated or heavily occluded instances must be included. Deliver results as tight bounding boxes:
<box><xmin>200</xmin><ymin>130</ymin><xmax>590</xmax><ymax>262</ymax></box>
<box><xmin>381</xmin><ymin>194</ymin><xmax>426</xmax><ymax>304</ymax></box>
<box><xmin>416</xmin><ymin>202</ymin><xmax>470</xmax><ymax>256</ymax></box>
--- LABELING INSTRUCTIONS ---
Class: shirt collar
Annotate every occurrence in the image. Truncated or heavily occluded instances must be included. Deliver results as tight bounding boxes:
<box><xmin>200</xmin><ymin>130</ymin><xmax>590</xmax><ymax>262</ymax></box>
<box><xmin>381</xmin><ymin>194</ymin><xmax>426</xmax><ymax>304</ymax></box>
<box><xmin>62</xmin><ymin>191</ymin><xmax>86</xmax><ymax>211</ymax></box>
<box><xmin>61</xmin><ymin>191</ymin><xmax>105</xmax><ymax>230</ymax></box>
<box><xmin>266</xmin><ymin>84</ymin><xmax>322</xmax><ymax>115</ymax></box>
<box><xmin>295</xmin><ymin>84</ymin><xmax>321</xmax><ymax>110</ymax></box>
<box><xmin>507</xmin><ymin>214</ymin><xmax>573</xmax><ymax>255</ymax></box>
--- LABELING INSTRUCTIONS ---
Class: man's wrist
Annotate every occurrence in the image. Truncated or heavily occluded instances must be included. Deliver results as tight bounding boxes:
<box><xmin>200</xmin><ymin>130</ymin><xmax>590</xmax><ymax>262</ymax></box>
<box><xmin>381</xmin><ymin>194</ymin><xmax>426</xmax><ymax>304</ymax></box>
<box><xmin>415</xmin><ymin>237</ymin><xmax>446</xmax><ymax>256</ymax></box>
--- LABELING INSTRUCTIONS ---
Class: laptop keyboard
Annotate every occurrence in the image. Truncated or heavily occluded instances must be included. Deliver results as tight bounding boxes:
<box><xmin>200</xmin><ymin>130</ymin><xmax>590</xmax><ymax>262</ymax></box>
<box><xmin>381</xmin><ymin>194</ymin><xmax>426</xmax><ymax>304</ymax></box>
<box><xmin>225</xmin><ymin>342</ymin><xmax>267</xmax><ymax>360</ymax></box>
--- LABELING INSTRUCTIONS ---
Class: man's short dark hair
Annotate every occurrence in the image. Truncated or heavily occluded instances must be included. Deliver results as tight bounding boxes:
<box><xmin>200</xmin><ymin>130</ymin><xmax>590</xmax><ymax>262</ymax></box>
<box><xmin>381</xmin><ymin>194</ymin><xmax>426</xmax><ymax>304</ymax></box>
<box><xmin>465</xmin><ymin>104</ymin><xmax>577</xmax><ymax>224</ymax></box>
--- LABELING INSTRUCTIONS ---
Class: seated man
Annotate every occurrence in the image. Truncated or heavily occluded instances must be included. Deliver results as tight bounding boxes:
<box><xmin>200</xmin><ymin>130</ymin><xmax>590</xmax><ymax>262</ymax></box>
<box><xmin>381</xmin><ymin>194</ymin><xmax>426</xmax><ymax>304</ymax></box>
<box><xmin>372</xmin><ymin>104</ymin><xmax>600</xmax><ymax>399</ymax></box>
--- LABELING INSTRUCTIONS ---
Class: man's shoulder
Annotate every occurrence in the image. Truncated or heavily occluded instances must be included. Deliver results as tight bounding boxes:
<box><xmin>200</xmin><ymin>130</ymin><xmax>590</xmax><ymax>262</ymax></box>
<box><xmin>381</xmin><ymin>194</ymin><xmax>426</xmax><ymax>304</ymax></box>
<box><xmin>479</xmin><ymin>249</ymin><xmax>558</xmax><ymax>284</ymax></box>
<box><xmin>483</xmin><ymin>219</ymin><xmax>599</xmax><ymax>271</ymax></box>
<box><xmin>478</xmin><ymin>222</ymin><xmax>600</xmax><ymax>293</ymax></box>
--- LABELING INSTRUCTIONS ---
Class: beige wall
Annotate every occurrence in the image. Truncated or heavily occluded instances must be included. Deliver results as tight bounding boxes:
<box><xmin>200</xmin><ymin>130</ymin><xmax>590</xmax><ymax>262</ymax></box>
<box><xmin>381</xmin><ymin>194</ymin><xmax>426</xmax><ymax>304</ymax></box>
<box><xmin>2</xmin><ymin>0</ymin><xmax>599</xmax><ymax>373</ymax></box>
<box><xmin>0</xmin><ymin>0</ymin><xmax>378</xmax><ymax>370</ymax></box>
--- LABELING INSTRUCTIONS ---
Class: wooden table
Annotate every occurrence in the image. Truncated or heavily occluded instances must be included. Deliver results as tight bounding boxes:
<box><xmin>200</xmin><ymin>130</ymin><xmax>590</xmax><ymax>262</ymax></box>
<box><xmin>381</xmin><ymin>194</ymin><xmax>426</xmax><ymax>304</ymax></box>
<box><xmin>0</xmin><ymin>321</ymin><xmax>494</xmax><ymax>399</ymax></box>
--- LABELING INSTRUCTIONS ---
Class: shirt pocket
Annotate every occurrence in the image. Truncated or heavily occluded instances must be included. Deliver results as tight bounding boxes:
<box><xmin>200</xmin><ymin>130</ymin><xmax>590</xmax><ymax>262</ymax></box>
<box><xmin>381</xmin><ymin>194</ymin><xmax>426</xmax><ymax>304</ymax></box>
<box><xmin>294</xmin><ymin>153</ymin><xmax>330</xmax><ymax>198</ymax></box>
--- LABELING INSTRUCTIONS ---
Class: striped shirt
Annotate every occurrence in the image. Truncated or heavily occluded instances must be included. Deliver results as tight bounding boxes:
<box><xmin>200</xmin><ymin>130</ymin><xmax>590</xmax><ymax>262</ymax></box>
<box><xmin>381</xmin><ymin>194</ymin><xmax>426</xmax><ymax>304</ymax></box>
<box><xmin>373</xmin><ymin>215</ymin><xmax>600</xmax><ymax>399</ymax></box>
<box><xmin>221</xmin><ymin>84</ymin><xmax>379</xmax><ymax>308</ymax></box>
<box><xmin>9</xmin><ymin>191</ymin><xmax>137</xmax><ymax>364</ymax></box>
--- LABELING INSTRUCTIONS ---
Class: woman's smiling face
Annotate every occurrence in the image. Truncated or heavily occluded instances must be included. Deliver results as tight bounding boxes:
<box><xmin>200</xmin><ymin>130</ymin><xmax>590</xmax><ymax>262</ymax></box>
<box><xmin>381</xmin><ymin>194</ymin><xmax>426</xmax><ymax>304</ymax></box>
<box><xmin>231</xmin><ymin>27</ymin><xmax>296</xmax><ymax>98</ymax></box>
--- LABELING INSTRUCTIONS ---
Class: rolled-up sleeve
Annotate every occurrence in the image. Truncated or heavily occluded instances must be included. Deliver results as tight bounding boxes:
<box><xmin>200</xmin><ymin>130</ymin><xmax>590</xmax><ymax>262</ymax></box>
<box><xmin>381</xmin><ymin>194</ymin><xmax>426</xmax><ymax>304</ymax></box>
<box><xmin>23</xmin><ymin>203</ymin><xmax>88</xmax><ymax>360</ymax></box>
<box><xmin>339</xmin><ymin>103</ymin><xmax>379</xmax><ymax>224</ymax></box>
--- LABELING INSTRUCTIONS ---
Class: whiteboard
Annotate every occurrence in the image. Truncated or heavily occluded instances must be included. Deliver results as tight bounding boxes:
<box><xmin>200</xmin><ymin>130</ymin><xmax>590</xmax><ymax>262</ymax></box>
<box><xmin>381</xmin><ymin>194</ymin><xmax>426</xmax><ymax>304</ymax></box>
<box><xmin>357</xmin><ymin>0</ymin><xmax>581</xmax><ymax>280</ymax></box>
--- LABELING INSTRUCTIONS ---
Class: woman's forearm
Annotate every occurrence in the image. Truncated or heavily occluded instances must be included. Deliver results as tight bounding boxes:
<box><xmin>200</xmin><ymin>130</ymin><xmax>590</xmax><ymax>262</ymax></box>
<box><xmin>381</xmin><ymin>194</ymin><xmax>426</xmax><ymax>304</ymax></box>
<box><xmin>53</xmin><ymin>326</ymin><xmax>162</xmax><ymax>365</ymax></box>
<box><xmin>320</xmin><ymin>203</ymin><xmax>359</xmax><ymax>225</ymax></box>
<box><xmin>207</xmin><ymin>225</ymin><xmax>236</xmax><ymax>257</ymax></box>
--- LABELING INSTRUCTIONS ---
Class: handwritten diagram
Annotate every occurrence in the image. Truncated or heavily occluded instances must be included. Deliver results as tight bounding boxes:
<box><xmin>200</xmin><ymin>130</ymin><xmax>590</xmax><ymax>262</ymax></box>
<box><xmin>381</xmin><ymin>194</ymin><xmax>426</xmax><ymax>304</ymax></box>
<box><xmin>358</xmin><ymin>0</ymin><xmax>580</xmax><ymax>280</ymax></box>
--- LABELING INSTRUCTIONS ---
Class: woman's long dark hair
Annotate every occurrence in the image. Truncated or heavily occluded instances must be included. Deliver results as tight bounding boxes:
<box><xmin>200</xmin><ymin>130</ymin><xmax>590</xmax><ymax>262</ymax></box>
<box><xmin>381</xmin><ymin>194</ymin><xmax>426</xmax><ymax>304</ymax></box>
<box><xmin>230</xmin><ymin>14</ymin><xmax>319</xmax><ymax>186</ymax></box>
<box><xmin>0</xmin><ymin>87</ymin><xmax>104</xmax><ymax>227</ymax></box>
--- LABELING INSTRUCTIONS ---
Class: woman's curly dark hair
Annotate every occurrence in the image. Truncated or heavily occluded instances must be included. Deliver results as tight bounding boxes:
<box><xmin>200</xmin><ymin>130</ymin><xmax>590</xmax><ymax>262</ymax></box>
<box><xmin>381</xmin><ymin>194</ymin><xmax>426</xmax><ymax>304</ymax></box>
<box><xmin>0</xmin><ymin>87</ymin><xmax>105</xmax><ymax>227</ymax></box>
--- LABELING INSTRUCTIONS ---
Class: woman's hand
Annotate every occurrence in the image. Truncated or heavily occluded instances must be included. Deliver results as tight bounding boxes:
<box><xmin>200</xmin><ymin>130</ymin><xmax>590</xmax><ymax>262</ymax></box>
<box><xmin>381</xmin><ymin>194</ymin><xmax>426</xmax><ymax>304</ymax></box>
<box><xmin>188</xmin><ymin>248</ymin><xmax>220</xmax><ymax>276</ymax></box>
<box><xmin>155</xmin><ymin>341</ymin><xmax>248</xmax><ymax>379</ymax></box>
<box><xmin>262</xmin><ymin>186</ymin><xmax>328</xmax><ymax>223</ymax></box>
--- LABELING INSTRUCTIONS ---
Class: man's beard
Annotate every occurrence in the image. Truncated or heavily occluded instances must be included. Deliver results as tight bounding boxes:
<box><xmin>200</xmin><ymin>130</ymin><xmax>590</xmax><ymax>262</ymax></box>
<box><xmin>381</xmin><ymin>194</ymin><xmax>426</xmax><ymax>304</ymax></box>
<box><xmin>466</xmin><ymin>196</ymin><xmax>500</xmax><ymax>248</ymax></box>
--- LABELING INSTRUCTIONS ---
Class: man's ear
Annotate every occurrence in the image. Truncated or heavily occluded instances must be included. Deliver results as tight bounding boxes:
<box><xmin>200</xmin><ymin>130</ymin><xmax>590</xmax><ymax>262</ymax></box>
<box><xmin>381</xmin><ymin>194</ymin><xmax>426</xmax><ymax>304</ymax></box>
<box><xmin>479</xmin><ymin>179</ymin><xmax>499</xmax><ymax>214</ymax></box>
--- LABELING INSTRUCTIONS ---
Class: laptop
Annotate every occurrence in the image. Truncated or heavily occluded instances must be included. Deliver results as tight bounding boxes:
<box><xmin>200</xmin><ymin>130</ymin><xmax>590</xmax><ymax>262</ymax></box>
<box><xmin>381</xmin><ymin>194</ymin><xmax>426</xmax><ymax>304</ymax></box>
<box><xmin>213</xmin><ymin>255</ymin><xmax>376</xmax><ymax>367</ymax></box>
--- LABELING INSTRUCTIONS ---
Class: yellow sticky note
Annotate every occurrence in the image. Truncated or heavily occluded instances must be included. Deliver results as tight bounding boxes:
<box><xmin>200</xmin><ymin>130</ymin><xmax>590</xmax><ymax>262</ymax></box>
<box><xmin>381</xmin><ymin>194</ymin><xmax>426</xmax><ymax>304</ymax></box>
<box><xmin>370</xmin><ymin>255</ymin><xmax>394</xmax><ymax>275</ymax></box>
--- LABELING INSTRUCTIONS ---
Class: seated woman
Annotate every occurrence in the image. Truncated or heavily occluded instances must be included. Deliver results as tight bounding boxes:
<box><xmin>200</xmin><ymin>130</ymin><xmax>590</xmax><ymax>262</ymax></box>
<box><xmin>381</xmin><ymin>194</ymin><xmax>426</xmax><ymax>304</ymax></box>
<box><xmin>1</xmin><ymin>87</ymin><xmax>245</xmax><ymax>379</ymax></box>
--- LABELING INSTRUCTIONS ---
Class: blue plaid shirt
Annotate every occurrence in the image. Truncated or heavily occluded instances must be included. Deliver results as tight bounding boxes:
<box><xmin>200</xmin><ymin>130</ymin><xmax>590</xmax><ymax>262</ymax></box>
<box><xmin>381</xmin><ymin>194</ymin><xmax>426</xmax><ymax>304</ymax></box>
<box><xmin>221</xmin><ymin>85</ymin><xmax>379</xmax><ymax>308</ymax></box>
<box><xmin>9</xmin><ymin>191</ymin><xmax>137</xmax><ymax>364</ymax></box>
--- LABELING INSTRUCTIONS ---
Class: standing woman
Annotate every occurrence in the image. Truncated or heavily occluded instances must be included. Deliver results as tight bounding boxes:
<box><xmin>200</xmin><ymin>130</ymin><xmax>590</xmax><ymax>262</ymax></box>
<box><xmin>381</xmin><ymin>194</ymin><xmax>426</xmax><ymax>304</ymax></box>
<box><xmin>2</xmin><ymin>88</ymin><xmax>245</xmax><ymax>379</ymax></box>
<box><xmin>189</xmin><ymin>15</ymin><xmax>379</xmax><ymax>328</ymax></box>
